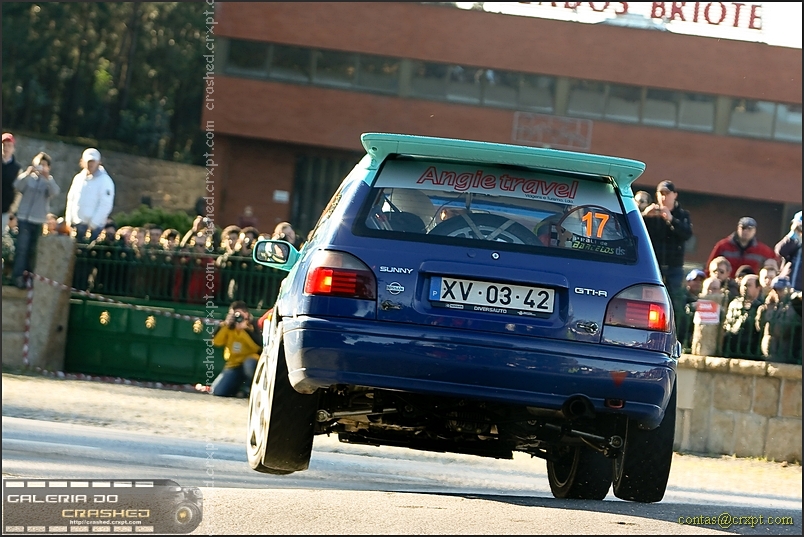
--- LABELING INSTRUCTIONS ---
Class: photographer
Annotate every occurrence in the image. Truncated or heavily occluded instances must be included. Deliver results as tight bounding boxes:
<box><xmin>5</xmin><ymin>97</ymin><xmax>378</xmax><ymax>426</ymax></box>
<box><xmin>208</xmin><ymin>301</ymin><xmax>262</xmax><ymax>397</ymax></box>
<box><xmin>12</xmin><ymin>152</ymin><xmax>60</xmax><ymax>288</ymax></box>
<box><xmin>179</xmin><ymin>215</ymin><xmax>213</xmax><ymax>249</ymax></box>
<box><xmin>641</xmin><ymin>180</ymin><xmax>693</xmax><ymax>330</ymax></box>
<box><xmin>775</xmin><ymin>211</ymin><xmax>802</xmax><ymax>292</ymax></box>
<box><xmin>272</xmin><ymin>221</ymin><xmax>304</xmax><ymax>249</ymax></box>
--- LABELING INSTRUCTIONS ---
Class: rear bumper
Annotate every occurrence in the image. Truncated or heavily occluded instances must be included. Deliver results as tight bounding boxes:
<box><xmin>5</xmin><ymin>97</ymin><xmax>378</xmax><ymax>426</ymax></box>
<box><xmin>282</xmin><ymin>316</ymin><xmax>676</xmax><ymax>428</ymax></box>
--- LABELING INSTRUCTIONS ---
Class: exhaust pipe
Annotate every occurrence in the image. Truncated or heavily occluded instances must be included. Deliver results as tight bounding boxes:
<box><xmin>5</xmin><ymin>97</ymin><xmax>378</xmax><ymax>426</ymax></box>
<box><xmin>561</xmin><ymin>395</ymin><xmax>595</xmax><ymax>420</ymax></box>
<box><xmin>525</xmin><ymin>396</ymin><xmax>597</xmax><ymax>420</ymax></box>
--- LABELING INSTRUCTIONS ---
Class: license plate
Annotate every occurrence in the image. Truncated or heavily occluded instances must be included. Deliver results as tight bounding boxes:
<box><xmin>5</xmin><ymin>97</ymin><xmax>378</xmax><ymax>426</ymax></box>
<box><xmin>429</xmin><ymin>276</ymin><xmax>555</xmax><ymax>316</ymax></box>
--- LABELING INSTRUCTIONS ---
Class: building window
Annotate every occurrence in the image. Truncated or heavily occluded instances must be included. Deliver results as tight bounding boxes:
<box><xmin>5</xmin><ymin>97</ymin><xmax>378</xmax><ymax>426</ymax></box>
<box><xmin>774</xmin><ymin>103</ymin><xmax>802</xmax><ymax>142</ymax></box>
<box><xmin>445</xmin><ymin>64</ymin><xmax>483</xmax><ymax>105</ymax></box>
<box><xmin>292</xmin><ymin>154</ymin><xmax>362</xmax><ymax>238</ymax></box>
<box><xmin>518</xmin><ymin>74</ymin><xmax>555</xmax><ymax>113</ymax></box>
<box><xmin>678</xmin><ymin>93</ymin><xmax>715</xmax><ymax>132</ymax></box>
<box><xmin>269</xmin><ymin>44</ymin><xmax>311</xmax><ymax>83</ymax></box>
<box><xmin>355</xmin><ymin>55</ymin><xmax>400</xmax><ymax>94</ymax></box>
<box><xmin>482</xmin><ymin>69</ymin><xmax>519</xmax><ymax>108</ymax></box>
<box><xmin>221</xmin><ymin>40</ymin><xmax>800</xmax><ymax>147</ymax></box>
<box><xmin>410</xmin><ymin>61</ymin><xmax>448</xmax><ymax>100</ymax></box>
<box><xmin>226</xmin><ymin>39</ymin><xmax>269</xmax><ymax>76</ymax></box>
<box><xmin>642</xmin><ymin>88</ymin><xmax>678</xmax><ymax>127</ymax></box>
<box><xmin>605</xmin><ymin>84</ymin><xmax>641</xmax><ymax>123</ymax></box>
<box><xmin>312</xmin><ymin>49</ymin><xmax>357</xmax><ymax>88</ymax></box>
<box><xmin>728</xmin><ymin>99</ymin><xmax>775</xmax><ymax>138</ymax></box>
<box><xmin>567</xmin><ymin>80</ymin><xmax>606</xmax><ymax>119</ymax></box>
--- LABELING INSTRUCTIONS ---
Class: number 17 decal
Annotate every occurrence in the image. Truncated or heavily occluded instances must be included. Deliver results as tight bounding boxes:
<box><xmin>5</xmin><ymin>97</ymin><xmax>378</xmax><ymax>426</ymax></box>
<box><xmin>581</xmin><ymin>211</ymin><xmax>610</xmax><ymax>238</ymax></box>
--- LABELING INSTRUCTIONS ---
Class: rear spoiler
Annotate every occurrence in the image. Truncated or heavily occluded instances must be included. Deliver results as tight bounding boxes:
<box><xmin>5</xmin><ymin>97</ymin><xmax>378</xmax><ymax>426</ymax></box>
<box><xmin>361</xmin><ymin>133</ymin><xmax>646</xmax><ymax>196</ymax></box>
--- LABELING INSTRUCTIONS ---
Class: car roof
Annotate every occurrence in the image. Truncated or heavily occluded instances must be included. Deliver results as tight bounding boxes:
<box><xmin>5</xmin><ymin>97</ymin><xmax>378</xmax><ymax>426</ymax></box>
<box><xmin>360</xmin><ymin>133</ymin><xmax>646</xmax><ymax>196</ymax></box>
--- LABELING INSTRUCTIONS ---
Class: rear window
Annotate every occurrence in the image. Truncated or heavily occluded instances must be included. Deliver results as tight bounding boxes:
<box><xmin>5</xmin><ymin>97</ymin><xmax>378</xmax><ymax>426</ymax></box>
<box><xmin>354</xmin><ymin>158</ymin><xmax>637</xmax><ymax>263</ymax></box>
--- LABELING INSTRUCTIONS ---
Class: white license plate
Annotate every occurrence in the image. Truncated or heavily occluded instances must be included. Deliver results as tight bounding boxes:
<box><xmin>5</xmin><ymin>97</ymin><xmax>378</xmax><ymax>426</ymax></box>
<box><xmin>429</xmin><ymin>276</ymin><xmax>555</xmax><ymax>316</ymax></box>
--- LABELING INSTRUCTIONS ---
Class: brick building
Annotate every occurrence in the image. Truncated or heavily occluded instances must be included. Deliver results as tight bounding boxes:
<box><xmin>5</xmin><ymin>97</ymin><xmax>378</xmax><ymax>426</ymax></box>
<box><xmin>203</xmin><ymin>2</ymin><xmax>801</xmax><ymax>265</ymax></box>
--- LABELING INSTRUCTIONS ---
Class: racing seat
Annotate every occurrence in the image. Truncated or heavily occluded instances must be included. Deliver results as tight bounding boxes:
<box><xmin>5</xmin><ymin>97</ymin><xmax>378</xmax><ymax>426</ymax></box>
<box><xmin>386</xmin><ymin>211</ymin><xmax>427</xmax><ymax>234</ymax></box>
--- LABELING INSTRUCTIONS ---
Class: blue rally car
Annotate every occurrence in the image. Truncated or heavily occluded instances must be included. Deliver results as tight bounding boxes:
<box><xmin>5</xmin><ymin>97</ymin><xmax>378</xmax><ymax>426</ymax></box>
<box><xmin>247</xmin><ymin>133</ymin><xmax>680</xmax><ymax>503</ymax></box>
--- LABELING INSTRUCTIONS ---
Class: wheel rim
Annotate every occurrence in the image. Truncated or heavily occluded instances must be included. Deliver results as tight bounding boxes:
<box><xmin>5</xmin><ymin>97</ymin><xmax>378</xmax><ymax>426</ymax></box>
<box><xmin>247</xmin><ymin>359</ymin><xmax>269</xmax><ymax>457</ymax></box>
<box><xmin>548</xmin><ymin>447</ymin><xmax>577</xmax><ymax>488</ymax></box>
<box><xmin>612</xmin><ymin>423</ymin><xmax>628</xmax><ymax>485</ymax></box>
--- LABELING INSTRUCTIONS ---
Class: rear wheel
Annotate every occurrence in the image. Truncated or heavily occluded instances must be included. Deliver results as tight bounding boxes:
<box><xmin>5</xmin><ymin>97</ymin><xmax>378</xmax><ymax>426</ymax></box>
<box><xmin>246</xmin><ymin>325</ymin><xmax>319</xmax><ymax>474</ymax></box>
<box><xmin>612</xmin><ymin>383</ymin><xmax>676</xmax><ymax>503</ymax></box>
<box><xmin>547</xmin><ymin>445</ymin><xmax>612</xmax><ymax>500</ymax></box>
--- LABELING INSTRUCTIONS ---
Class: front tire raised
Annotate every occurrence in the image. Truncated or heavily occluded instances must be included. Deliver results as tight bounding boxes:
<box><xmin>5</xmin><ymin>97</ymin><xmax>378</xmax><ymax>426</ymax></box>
<box><xmin>247</xmin><ymin>328</ymin><xmax>318</xmax><ymax>474</ymax></box>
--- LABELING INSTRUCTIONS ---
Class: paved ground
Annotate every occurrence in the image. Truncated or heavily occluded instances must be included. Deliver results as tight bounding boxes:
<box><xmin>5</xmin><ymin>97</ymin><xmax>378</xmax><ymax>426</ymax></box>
<box><xmin>2</xmin><ymin>371</ymin><xmax>801</xmax><ymax>502</ymax></box>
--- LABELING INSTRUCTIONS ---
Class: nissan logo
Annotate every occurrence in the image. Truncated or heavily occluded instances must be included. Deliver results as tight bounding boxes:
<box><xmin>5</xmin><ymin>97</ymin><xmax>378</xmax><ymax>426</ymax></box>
<box><xmin>386</xmin><ymin>282</ymin><xmax>405</xmax><ymax>295</ymax></box>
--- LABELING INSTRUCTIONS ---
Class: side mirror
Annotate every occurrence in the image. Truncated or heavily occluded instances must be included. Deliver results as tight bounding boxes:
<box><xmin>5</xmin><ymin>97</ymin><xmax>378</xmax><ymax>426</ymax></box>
<box><xmin>253</xmin><ymin>239</ymin><xmax>299</xmax><ymax>272</ymax></box>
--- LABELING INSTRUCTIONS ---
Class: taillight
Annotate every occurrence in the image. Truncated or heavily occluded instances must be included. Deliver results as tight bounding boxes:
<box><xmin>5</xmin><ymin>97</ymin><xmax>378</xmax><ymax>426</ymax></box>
<box><xmin>304</xmin><ymin>251</ymin><xmax>377</xmax><ymax>300</ymax></box>
<box><xmin>604</xmin><ymin>285</ymin><xmax>671</xmax><ymax>332</ymax></box>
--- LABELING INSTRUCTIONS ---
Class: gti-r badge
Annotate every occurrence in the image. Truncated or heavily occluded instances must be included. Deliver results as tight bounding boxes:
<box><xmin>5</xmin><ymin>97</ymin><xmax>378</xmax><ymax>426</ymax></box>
<box><xmin>574</xmin><ymin>287</ymin><xmax>607</xmax><ymax>297</ymax></box>
<box><xmin>386</xmin><ymin>282</ymin><xmax>405</xmax><ymax>295</ymax></box>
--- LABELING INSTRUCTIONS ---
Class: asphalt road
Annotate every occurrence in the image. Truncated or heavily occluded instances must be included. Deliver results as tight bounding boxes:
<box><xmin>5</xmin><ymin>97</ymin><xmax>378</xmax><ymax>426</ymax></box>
<box><xmin>2</xmin><ymin>416</ymin><xmax>801</xmax><ymax>535</ymax></box>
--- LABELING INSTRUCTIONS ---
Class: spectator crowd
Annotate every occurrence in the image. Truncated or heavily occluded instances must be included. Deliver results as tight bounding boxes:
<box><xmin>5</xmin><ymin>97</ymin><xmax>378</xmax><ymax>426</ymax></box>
<box><xmin>1</xmin><ymin>130</ymin><xmax>305</xmax><ymax>311</ymax></box>
<box><xmin>2</xmin><ymin>131</ymin><xmax>310</xmax><ymax>398</ymax></box>
<box><xmin>2</xmin><ymin>131</ymin><xmax>801</xmax><ymax>365</ymax></box>
<box><xmin>637</xmin><ymin>181</ymin><xmax>801</xmax><ymax>365</ymax></box>
<box><xmin>66</xmin><ymin>214</ymin><xmax>304</xmax><ymax>310</ymax></box>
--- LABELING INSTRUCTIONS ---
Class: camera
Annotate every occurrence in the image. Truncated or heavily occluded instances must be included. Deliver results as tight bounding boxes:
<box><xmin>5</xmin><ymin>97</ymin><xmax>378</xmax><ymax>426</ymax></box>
<box><xmin>227</xmin><ymin>310</ymin><xmax>246</xmax><ymax>329</ymax></box>
<box><xmin>34</xmin><ymin>164</ymin><xmax>44</xmax><ymax>172</ymax></box>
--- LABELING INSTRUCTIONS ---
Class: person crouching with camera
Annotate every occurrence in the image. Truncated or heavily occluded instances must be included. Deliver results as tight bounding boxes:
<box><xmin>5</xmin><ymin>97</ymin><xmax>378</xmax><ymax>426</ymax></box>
<box><xmin>208</xmin><ymin>300</ymin><xmax>262</xmax><ymax>397</ymax></box>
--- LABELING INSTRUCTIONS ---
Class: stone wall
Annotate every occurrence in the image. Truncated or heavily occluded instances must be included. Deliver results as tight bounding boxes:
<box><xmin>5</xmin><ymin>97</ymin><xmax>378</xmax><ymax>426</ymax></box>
<box><xmin>10</xmin><ymin>135</ymin><xmax>206</xmax><ymax>219</ymax></box>
<box><xmin>675</xmin><ymin>354</ymin><xmax>802</xmax><ymax>463</ymax></box>
<box><xmin>2</xmin><ymin>286</ymin><xmax>28</xmax><ymax>367</ymax></box>
<box><xmin>1</xmin><ymin>235</ymin><xmax>75</xmax><ymax>371</ymax></box>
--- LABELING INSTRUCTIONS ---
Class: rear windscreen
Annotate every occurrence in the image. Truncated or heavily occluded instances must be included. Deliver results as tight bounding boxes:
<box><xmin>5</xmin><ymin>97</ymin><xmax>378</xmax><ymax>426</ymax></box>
<box><xmin>354</xmin><ymin>158</ymin><xmax>637</xmax><ymax>263</ymax></box>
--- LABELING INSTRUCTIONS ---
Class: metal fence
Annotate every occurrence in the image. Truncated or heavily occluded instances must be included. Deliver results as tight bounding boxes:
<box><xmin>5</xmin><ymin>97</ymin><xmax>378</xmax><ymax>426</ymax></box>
<box><xmin>677</xmin><ymin>294</ymin><xmax>802</xmax><ymax>365</ymax></box>
<box><xmin>71</xmin><ymin>242</ymin><xmax>286</xmax><ymax>310</ymax></box>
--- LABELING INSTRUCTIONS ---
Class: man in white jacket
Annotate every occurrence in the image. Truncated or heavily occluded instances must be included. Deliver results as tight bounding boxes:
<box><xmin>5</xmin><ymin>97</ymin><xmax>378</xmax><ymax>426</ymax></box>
<box><xmin>65</xmin><ymin>148</ymin><xmax>115</xmax><ymax>241</ymax></box>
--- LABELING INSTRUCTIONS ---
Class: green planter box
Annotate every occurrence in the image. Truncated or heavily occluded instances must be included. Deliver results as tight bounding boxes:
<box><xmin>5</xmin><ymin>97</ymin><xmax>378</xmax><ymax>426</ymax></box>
<box><xmin>65</xmin><ymin>298</ymin><xmax>234</xmax><ymax>384</ymax></box>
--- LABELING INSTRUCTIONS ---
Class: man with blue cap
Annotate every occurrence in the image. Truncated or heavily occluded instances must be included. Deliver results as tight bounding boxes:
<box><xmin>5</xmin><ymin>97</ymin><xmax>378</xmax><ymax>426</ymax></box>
<box><xmin>775</xmin><ymin>211</ymin><xmax>802</xmax><ymax>292</ymax></box>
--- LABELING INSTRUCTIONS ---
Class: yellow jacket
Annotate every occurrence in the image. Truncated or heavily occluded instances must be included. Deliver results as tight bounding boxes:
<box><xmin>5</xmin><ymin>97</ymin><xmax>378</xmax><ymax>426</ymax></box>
<box><xmin>212</xmin><ymin>324</ymin><xmax>261</xmax><ymax>369</ymax></box>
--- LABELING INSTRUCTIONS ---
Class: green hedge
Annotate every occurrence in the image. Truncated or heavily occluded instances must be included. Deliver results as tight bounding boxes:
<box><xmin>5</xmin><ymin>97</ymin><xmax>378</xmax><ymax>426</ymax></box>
<box><xmin>112</xmin><ymin>206</ymin><xmax>197</xmax><ymax>235</ymax></box>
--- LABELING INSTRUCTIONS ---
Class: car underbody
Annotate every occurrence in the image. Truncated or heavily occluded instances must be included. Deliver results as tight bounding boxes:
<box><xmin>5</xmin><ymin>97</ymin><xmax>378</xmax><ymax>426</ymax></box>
<box><xmin>314</xmin><ymin>386</ymin><xmax>628</xmax><ymax>461</ymax></box>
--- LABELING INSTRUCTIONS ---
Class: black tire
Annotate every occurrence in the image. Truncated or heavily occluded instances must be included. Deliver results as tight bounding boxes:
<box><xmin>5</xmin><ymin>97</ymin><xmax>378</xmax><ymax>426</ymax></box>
<box><xmin>429</xmin><ymin>213</ymin><xmax>540</xmax><ymax>246</ymax></box>
<box><xmin>246</xmin><ymin>325</ymin><xmax>319</xmax><ymax>474</ymax></box>
<box><xmin>547</xmin><ymin>445</ymin><xmax>612</xmax><ymax>500</ymax></box>
<box><xmin>612</xmin><ymin>383</ymin><xmax>677</xmax><ymax>503</ymax></box>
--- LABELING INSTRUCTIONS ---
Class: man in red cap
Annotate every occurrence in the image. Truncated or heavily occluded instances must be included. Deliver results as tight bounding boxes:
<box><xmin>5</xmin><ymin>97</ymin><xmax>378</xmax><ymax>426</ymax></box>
<box><xmin>2</xmin><ymin>132</ymin><xmax>21</xmax><ymax>233</ymax></box>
